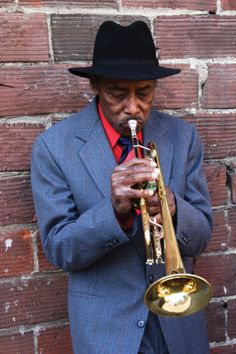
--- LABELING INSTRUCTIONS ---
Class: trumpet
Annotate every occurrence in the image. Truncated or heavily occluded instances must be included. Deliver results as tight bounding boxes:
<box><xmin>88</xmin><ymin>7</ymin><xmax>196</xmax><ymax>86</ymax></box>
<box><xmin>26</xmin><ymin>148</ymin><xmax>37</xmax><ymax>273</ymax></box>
<box><xmin>128</xmin><ymin>119</ymin><xmax>212</xmax><ymax>318</ymax></box>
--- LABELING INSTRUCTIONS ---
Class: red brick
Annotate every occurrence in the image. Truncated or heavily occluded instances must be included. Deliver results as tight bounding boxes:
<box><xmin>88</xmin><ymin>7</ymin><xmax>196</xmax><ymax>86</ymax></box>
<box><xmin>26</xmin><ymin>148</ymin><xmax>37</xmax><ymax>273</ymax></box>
<box><xmin>0</xmin><ymin>123</ymin><xmax>45</xmax><ymax>171</ymax></box>
<box><xmin>0</xmin><ymin>227</ymin><xmax>34</xmax><ymax>277</ymax></box>
<box><xmin>204</xmin><ymin>163</ymin><xmax>227</xmax><ymax>207</ymax></box>
<box><xmin>36</xmin><ymin>229</ymin><xmax>58</xmax><ymax>272</ymax></box>
<box><xmin>0</xmin><ymin>0</ymin><xmax>13</xmax><ymax>5</ymax></box>
<box><xmin>221</xmin><ymin>0</ymin><xmax>236</xmax><ymax>10</ymax></box>
<box><xmin>0</xmin><ymin>332</ymin><xmax>34</xmax><ymax>354</ymax></box>
<box><xmin>0</xmin><ymin>13</ymin><xmax>49</xmax><ymax>62</ymax></box>
<box><xmin>0</xmin><ymin>64</ymin><xmax>197</xmax><ymax>116</ymax></box>
<box><xmin>228</xmin><ymin>207</ymin><xmax>236</xmax><ymax>248</ymax></box>
<box><xmin>202</xmin><ymin>64</ymin><xmax>236</xmax><ymax>109</ymax></box>
<box><xmin>51</xmin><ymin>15</ymin><xmax>149</xmax><ymax>62</ymax></box>
<box><xmin>0</xmin><ymin>65</ymin><xmax>92</xmax><ymax>117</ymax></box>
<box><xmin>38</xmin><ymin>326</ymin><xmax>73</xmax><ymax>354</ymax></box>
<box><xmin>206</xmin><ymin>209</ymin><xmax>228</xmax><ymax>252</ymax></box>
<box><xmin>211</xmin><ymin>345</ymin><xmax>236</xmax><ymax>354</ymax></box>
<box><xmin>20</xmin><ymin>0</ymin><xmax>117</xmax><ymax>7</ymax></box>
<box><xmin>0</xmin><ymin>176</ymin><xmax>35</xmax><ymax>226</ymax></box>
<box><xmin>227</xmin><ymin>299</ymin><xmax>236</xmax><ymax>338</ymax></box>
<box><xmin>0</xmin><ymin>63</ymin><xmax>197</xmax><ymax>115</ymax></box>
<box><xmin>194</xmin><ymin>254</ymin><xmax>236</xmax><ymax>297</ymax></box>
<box><xmin>227</xmin><ymin>165</ymin><xmax>236</xmax><ymax>204</ymax></box>
<box><xmin>206</xmin><ymin>302</ymin><xmax>225</xmax><ymax>342</ymax></box>
<box><xmin>0</xmin><ymin>275</ymin><xmax>68</xmax><ymax>329</ymax></box>
<box><xmin>154</xmin><ymin>64</ymin><xmax>198</xmax><ymax>109</ymax></box>
<box><xmin>123</xmin><ymin>0</ymin><xmax>216</xmax><ymax>11</ymax></box>
<box><xmin>185</xmin><ymin>114</ymin><xmax>236</xmax><ymax>159</ymax></box>
<box><xmin>153</xmin><ymin>16</ymin><xmax>236</xmax><ymax>59</ymax></box>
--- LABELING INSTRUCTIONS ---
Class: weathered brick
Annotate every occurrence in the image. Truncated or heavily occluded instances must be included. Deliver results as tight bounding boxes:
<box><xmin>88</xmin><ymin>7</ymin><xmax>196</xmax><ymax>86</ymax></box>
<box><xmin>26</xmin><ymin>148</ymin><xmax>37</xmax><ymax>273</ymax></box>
<box><xmin>202</xmin><ymin>64</ymin><xmax>236</xmax><ymax>109</ymax></box>
<box><xmin>221</xmin><ymin>0</ymin><xmax>236</xmax><ymax>10</ymax></box>
<box><xmin>194</xmin><ymin>254</ymin><xmax>236</xmax><ymax>297</ymax></box>
<box><xmin>20</xmin><ymin>0</ymin><xmax>117</xmax><ymax>8</ymax></box>
<box><xmin>0</xmin><ymin>65</ymin><xmax>92</xmax><ymax>117</ymax></box>
<box><xmin>0</xmin><ymin>227</ymin><xmax>34</xmax><ymax>277</ymax></box>
<box><xmin>0</xmin><ymin>13</ymin><xmax>49</xmax><ymax>62</ymax></box>
<box><xmin>0</xmin><ymin>123</ymin><xmax>45</xmax><ymax>171</ymax></box>
<box><xmin>186</xmin><ymin>114</ymin><xmax>236</xmax><ymax>159</ymax></box>
<box><xmin>0</xmin><ymin>63</ymin><xmax>197</xmax><ymax>115</ymax></box>
<box><xmin>227</xmin><ymin>162</ymin><xmax>236</xmax><ymax>204</ymax></box>
<box><xmin>123</xmin><ymin>0</ymin><xmax>216</xmax><ymax>11</ymax></box>
<box><xmin>204</xmin><ymin>163</ymin><xmax>227</xmax><ymax>207</ymax></box>
<box><xmin>228</xmin><ymin>207</ymin><xmax>236</xmax><ymax>248</ymax></box>
<box><xmin>206</xmin><ymin>301</ymin><xmax>226</xmax><ymax>342</ymax></box>
<box><xmin>0</xmin><ymin>274</ymin><xmax>68</xmax><ymax>329</ymax></box>
<box><xmin>38</xmin><ymin>326</ymin><xmax>73</xmax><ymax>354</ymax></box>
<box><xmin>0</xmin><ymin>176</ymin><xmax>35</xmax><ymax>226</ymax></box>
<box><xmin>153</xmin><ymin>16</ymin><xmax>236</xmax><ymax>59</ymax></box>
<box><xmin>51</xmin><ymin>14</ymin><xmax>150</xmax><ymax>62</ymax></box>
<box><xmin>211</xmin><ymin>345</ymin><xmax>236</xmax><ymax>354</ymax></box>
<box><xmin>206</xmin><ymin>209</ymin><xmax>228</xmax><ymax>252</ymax></box>
<box><xmin>154</xmin><ymin>64</ymin><xmax>198</xmax><ymax>109</ymax></box>
<box><xmin>0</xmin><ymin>0</ymin><xmax>14</xmax><ymax>6</ymax></box>
<box><xmin>0</xmin><ymin>0</ymin><xmax>12</xmax><ymax>6</ymax></box>
<box><xmin>227</xmin><ymin>299</ymin><xmax>236</xmax><ymax>338</ymax></box>
<box><xmin>0</xmin><ymin>332</ymin><xmax>34</xmax><ymax>354</ymax></box>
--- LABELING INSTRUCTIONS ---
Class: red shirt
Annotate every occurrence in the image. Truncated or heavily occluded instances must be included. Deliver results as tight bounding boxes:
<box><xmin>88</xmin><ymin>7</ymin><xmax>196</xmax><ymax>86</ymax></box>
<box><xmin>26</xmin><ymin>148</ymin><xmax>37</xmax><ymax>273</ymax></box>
<box><xmin>98</xmin><ymin>102</ymin><xmax>143</xmax><ymax>163</ymax></box>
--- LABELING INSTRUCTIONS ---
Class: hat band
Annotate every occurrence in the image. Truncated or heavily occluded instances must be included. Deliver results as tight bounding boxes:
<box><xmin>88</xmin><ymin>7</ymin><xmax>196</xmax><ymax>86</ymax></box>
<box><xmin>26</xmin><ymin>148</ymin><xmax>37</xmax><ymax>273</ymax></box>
<box><xmin>94</xmin><ymin>58</ymin><xmax>158</xmax><ymax>66</ymax></box>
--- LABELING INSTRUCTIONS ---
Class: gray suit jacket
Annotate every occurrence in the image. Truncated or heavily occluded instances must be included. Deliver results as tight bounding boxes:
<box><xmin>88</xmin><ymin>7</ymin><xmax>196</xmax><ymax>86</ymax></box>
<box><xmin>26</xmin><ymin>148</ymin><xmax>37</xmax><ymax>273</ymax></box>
<box><xmin>31</xmin><ymin>98</ymin><xmax>213</xmax><ymax>354</ymax></box>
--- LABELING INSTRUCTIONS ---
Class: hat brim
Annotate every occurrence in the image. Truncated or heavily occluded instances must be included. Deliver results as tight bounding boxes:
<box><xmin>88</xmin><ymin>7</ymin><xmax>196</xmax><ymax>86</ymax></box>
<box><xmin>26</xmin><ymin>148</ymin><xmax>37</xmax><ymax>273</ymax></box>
<box><xmin>68</xmin><ymin>65</ymin><xmax>180</xmax><ymax>80</ymax></box>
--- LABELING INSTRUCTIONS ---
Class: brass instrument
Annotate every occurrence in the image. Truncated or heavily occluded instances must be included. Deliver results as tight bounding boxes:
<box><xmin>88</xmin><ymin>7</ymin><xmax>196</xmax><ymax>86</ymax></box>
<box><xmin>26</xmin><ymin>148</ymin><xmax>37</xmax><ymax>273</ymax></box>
<box><xmin>128</xmin><ymin>119</ymin><xmax>212</xmax><ymax>317</ymax></box>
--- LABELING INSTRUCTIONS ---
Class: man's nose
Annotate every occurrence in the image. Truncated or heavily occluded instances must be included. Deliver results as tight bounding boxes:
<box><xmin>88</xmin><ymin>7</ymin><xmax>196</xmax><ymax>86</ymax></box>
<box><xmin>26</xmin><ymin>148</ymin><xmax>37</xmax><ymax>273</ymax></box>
<box><xmin>124</xmin><ymin>95</ymin><xmax>140</xmax><ymax>116</ymax></box>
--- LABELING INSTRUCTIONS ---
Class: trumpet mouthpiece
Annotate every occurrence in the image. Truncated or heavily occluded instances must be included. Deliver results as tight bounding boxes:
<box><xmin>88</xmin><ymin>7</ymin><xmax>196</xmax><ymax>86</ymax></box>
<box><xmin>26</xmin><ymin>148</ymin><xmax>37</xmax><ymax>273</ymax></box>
<box><xmin>128</xmin><ymin>119</ymin><xmax>137</xmax><ymax>131</ymax></box>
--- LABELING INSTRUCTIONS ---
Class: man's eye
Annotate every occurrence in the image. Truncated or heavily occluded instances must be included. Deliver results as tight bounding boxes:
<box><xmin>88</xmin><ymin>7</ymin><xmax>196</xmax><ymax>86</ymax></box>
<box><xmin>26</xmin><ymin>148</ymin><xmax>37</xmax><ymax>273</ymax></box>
<box><xmin>138</xmin><ymin>93</ymin><xmax>148</xmax><ymax>99</ymax></box>
<box><xmin>113</xmin><ymin>93</ymin><xmax>126</xmax><ymax>99</ymax></box>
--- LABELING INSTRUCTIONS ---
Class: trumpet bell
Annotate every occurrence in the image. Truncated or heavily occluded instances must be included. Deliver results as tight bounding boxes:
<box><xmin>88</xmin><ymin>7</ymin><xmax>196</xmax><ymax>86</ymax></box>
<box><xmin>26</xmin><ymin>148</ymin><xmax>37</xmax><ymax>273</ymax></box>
<box><xmin>144</xmin><ymin>274</ymin><xmax>212</xmax><ymax>317</ymax></box>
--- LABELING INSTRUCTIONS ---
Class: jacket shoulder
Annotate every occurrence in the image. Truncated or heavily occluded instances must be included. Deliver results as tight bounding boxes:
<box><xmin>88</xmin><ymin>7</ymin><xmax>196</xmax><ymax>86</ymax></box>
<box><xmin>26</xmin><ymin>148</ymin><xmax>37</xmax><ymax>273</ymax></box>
<box><xmin>35</xmin><ymin>99</ymin><xmax>97</xmax><ymax>145</ymax></box>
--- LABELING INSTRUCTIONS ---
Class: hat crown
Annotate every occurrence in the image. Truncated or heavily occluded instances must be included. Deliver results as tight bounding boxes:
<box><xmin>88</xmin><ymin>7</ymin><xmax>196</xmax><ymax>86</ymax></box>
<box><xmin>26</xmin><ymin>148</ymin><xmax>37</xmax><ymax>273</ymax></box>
<box><xmin>93</xmin><ymin>21</ymin><xmax>158</xmax><ymax>65</ymax></box>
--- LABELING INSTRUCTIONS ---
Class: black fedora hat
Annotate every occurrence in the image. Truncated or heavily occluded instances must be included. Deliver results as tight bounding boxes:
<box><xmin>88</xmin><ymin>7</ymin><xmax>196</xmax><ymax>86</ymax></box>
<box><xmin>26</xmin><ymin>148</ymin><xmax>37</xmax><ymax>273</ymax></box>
<box><xmin>68</xmin><ymin>21</ymin><xmax>180</xmax><ymax>80</ymax></box>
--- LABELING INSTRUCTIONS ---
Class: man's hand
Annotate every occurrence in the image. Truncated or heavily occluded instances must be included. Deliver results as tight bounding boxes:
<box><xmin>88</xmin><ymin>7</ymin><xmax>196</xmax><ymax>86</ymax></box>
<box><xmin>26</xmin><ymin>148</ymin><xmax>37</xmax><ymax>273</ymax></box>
<box><xmin>145</xmin><ymin>187</ymin><xmax>176</xmax><ymax>224</ymax></box>
<box><xmin>111</xmin><ymin>158</ymin><xmax>159</xmax><ymax>225</ymax></box>
<box><xmin>111</xmin><ymin>158</ymin><xmax>176</xmax><ymax>227</ymax></box>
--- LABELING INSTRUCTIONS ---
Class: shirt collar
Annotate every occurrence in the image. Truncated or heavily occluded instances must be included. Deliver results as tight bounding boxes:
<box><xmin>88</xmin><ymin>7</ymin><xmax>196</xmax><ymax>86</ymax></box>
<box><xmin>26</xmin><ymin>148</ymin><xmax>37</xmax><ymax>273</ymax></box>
<box><xmin>98</xmin><ymin>102</ymin><xmax>120</xmax><ymax>148</ymax></box>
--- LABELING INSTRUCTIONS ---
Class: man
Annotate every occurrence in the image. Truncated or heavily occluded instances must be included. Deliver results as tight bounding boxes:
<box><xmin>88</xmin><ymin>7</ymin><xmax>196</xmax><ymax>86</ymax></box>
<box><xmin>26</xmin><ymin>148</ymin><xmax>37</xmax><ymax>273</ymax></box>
<box><xmin>31</xmin><ymin>21</ymin><xmax>213</xmax><ymax>354</ymax></box>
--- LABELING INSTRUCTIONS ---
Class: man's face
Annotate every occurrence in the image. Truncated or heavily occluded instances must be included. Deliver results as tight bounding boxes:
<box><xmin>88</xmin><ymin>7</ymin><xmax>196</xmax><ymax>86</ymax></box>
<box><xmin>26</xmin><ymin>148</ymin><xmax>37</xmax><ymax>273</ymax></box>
<box><xmin>91</xmin><ymin>77</ymin><xmax>156</xmax><ymax>137</ymax></box>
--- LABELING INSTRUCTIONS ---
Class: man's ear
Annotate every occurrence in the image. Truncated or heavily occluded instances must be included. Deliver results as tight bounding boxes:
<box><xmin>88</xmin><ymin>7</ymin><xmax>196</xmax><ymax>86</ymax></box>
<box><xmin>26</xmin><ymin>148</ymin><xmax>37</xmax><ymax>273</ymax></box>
<box><xmin>89</xmin><ymin>76</ymin><xmax>98</xmax><ymax>93</ymax></box>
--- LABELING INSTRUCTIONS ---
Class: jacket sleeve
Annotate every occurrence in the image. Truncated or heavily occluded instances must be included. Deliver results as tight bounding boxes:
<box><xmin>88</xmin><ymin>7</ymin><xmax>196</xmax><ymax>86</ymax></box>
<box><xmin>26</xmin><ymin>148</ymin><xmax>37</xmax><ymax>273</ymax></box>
<box><xmin>31</xmin><ymin>136</ymin><xmax>142</xmax><ymax>271</ymax></box>
<box><xmin>173</xmin><ymin>125</ymin><xmax>213</xmax><ymax>257</ymax></box>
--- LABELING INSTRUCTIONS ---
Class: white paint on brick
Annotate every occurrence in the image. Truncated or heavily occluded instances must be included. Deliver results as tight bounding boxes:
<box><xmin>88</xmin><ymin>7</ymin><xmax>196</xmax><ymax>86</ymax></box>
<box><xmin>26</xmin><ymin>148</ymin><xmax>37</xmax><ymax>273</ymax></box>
<box><xmin>217</xmin><ymin>0</ymin><xmax>222</xmax><ymax>13</ymax></box>
<box><xmin>4</xmin><ymin>302</ymin><xmax>11</xmax><ymax>313</ymax></box>
<box><xmin>5</xmin><ymin>238</ymin><xmax>13</xmax><ymax>252</ymax></box>
<box><xmin>19</xmin><ymin>325</ymin><xmax>26</xmax><ymax>335</ymax></box>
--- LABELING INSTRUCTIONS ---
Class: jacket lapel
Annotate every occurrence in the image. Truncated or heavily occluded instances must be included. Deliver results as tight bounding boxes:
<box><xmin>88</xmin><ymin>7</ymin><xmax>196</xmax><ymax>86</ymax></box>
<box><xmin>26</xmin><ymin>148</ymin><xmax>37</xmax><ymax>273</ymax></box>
<box><xmin>76</xmin><ymin>100</ymin><xmax>116</xmax><ymax>198</ymax></box>
<box><xmin>143</xmin><ymin>110</ymin><xmax>174</xmax><ymax>186</ymax></box>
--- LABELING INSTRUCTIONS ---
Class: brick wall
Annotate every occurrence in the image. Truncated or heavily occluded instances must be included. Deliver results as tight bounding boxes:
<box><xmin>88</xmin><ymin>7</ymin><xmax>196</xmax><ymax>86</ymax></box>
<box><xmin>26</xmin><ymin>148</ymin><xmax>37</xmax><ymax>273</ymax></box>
<box><xmin>0</xmin><ymin>1</ymin><xmax>235</xmax><ymax>353</ymax></box>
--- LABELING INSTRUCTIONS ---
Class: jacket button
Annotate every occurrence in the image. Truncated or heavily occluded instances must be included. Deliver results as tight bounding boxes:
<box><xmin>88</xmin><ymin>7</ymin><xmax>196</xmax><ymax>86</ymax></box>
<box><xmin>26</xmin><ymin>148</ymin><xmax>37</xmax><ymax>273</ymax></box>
<box><xmin>180</xmin><ymin>232</ymin><xmax>191</xmax><ymax>243</ymax></box>
<box><xmin>137</xmin><ymin>320</ymin><xmax>145</xmax><ymax>328</ymax></box>
<box><xmin>149</xmin><ymin>274</ymin><xmax>154</xmax><ymax>283</ymax></box>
